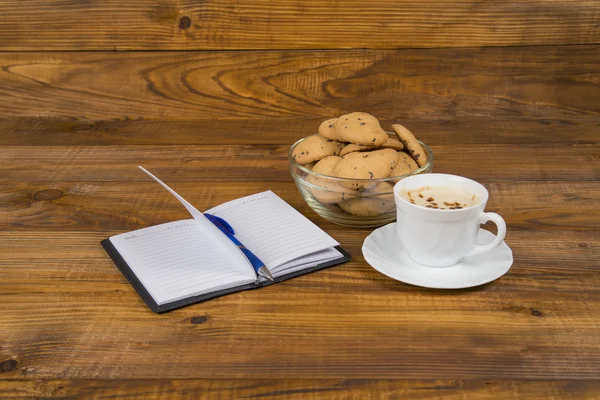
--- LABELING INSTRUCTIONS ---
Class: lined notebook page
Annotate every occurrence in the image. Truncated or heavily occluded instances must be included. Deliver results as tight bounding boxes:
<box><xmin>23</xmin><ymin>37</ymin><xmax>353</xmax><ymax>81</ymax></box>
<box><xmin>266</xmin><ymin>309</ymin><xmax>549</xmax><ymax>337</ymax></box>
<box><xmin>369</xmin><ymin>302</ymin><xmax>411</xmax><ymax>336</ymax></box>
<box><xmin>206</xmin><ymin>191</ymin><xmax>339</xmax><ymax>274</ymax></box>
<box><xmin>272</xmin><ymin>247</ymin><xmax>343</xmax><ymax>276</ymax></box>
<box><xmin>110</xmin><ymin>220</ymin><xmax>256</xmax><ymax>305</ymax></box>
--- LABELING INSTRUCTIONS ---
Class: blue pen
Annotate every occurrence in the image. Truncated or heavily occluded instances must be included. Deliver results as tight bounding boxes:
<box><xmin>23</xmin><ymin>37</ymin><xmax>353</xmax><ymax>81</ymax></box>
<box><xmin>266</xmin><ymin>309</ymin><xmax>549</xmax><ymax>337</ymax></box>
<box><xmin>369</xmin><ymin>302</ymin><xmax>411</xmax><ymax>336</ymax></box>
<box><xmin>205</xmin><ymin>213</ymin><xmax>274</xmax><ymax>281</ymax></box>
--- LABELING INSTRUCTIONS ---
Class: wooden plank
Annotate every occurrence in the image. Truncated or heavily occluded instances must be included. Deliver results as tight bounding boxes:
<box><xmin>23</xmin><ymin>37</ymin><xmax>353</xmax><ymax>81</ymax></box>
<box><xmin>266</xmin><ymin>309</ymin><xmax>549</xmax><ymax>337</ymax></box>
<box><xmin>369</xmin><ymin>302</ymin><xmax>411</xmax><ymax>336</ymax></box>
<box><xmin>0</xmin><ymin>1</ymin><xmax>599</xmax><ymax>50</ymax></box>
<box><xmin>1</xmin><ymin>229</ymin><xmax>598</xmax><ymax>293</ymax></box>
<box><xmin>2</xmin><ymin>229</ymin><xmax>597</xmax><ymax>268</ymax></box>
<box><xmin>1</xmin><ymin>278</ymin><xmax>600</xmax><ymax>379</ymax></box>
<box><xmin>1</xmin><ymin>117</ymin><xmax>599</xmax><ymax>146</ymax></box>
<box><xmin>1</xmin><ymin>181</ymin><xmax>599</xmax><ymax>232</ymax></box>
<box><xmin>1</xmin><ymin>379</ymin><xmax>599</xmax><ymax>399</ymax></box>
<box><xmin>0</xmin><ymin>144</ymin><xmax>597</xmax><ymax>182</ymax></box>
<box><xmin>1</xmin><ymin>46</ymin><xmax>599</xmax><ymax>120</ymax></box>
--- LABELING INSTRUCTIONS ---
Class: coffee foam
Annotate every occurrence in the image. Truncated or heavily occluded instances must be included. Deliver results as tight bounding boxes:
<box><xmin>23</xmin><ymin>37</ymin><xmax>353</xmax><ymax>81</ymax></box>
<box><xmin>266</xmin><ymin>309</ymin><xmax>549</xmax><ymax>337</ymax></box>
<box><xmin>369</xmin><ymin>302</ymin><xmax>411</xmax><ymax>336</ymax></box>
<box><xmin>401</xmin><ymin>185</ymin><xmax>479</xmax><ymax>210</ymax></box>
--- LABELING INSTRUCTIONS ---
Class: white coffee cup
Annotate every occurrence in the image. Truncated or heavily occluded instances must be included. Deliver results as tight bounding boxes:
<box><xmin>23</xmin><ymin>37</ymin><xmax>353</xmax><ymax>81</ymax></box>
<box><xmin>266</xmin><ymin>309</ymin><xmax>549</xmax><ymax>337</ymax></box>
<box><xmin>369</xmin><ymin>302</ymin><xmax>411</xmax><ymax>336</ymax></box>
<box><xmin>393</xmin><ymin>173</ymin><xmax>506</xmax><ymax>267</ymax></box>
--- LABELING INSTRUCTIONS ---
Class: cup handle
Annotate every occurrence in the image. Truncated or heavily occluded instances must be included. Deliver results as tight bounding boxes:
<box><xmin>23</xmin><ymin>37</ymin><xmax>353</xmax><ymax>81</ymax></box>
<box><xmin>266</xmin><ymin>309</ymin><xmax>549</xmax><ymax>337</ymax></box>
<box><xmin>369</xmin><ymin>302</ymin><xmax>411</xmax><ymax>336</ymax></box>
<box><xmin>462</xmin><ymin>212</ymin><xmax>506</xmax><ymax>259</ymax></box>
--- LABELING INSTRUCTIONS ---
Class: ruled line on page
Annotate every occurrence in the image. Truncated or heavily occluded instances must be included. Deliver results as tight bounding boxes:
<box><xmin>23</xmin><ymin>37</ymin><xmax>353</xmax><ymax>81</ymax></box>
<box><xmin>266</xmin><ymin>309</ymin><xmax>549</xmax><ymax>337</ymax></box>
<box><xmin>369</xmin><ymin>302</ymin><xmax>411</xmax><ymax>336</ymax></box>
<box><xmin>110</xmin><ymin>220</ymin><xmax>254</xmax><ymax>304</ymax></box>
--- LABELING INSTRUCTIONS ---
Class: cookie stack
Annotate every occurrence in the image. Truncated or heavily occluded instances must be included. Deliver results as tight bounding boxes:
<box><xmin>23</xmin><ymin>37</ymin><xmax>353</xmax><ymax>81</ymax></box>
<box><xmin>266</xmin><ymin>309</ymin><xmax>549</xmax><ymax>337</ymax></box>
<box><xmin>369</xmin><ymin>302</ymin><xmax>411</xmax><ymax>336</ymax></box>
<box><xmin>291</xmin><ymin>112</ymin><xmax>429</xmax><ymax>218</ymax></box>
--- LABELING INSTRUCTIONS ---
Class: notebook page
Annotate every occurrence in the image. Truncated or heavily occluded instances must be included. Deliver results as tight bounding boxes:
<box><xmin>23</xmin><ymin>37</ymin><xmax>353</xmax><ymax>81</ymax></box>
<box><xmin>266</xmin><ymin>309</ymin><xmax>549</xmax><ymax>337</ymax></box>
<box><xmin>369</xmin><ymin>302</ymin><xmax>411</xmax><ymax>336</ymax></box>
<box><xmin>110</xmin><ymin>220</ymin><xmax>256</xmax><ymax>305</ymax></box>
<box><xmin>206</xmin><ymin>191</ymin><xmax>339</xmax><ymax>271</ymax></box>
<box><xmin>138</xmin><ymin>166</ymin><xmax>255</xmax><ymax>279</ymax></box>
<box><xmin>272</xmin><ymin>248</ymin><xmax>343</xmax><ymax>277</ymax></box>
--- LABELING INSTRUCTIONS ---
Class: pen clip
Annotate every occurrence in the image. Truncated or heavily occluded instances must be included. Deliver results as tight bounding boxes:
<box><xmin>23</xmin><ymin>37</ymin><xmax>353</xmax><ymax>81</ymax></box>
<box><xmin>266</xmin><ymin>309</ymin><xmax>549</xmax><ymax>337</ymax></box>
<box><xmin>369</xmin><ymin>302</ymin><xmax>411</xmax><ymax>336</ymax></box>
<box><xmin>205</xmin><ymin>213</ymin><xmax>235</xmax><ymax>236</ymax></box>
<box><xmin>212</xmin><ymin>215</ymin><xmax>235</xmax><ymax>235</ymax></box>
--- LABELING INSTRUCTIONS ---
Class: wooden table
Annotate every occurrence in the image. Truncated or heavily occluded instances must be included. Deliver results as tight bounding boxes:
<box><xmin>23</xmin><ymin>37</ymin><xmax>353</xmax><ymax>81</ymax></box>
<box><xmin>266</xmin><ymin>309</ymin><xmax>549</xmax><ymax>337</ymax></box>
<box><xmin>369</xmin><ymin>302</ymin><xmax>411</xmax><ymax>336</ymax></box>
<box><xmin>1</xmin><ymin>0</ymin><xmax>600</xmax><ymax>396</ymax></box>
<box><xmin>1</xmin><ymin>115</ymin><xmax>599</xmax><ymax>398</ymax></box>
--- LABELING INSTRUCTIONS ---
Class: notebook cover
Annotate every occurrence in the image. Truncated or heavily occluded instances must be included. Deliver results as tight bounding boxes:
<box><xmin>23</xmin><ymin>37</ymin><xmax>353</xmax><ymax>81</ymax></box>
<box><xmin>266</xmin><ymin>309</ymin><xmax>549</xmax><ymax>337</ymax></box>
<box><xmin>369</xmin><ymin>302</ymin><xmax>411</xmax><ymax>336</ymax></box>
<box><xmin>101</xmin><ymin>239</ymin><xmax>351</xmax><ymax>313</ymax></box>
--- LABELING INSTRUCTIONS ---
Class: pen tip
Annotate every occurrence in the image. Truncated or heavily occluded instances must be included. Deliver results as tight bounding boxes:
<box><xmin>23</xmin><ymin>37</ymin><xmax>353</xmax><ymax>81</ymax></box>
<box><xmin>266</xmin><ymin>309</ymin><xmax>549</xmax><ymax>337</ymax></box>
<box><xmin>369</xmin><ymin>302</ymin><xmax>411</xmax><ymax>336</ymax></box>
<box><xmin>258</xmin><ymin>266</ymin><xmax>274</xmax><ymax>281</ymax></box>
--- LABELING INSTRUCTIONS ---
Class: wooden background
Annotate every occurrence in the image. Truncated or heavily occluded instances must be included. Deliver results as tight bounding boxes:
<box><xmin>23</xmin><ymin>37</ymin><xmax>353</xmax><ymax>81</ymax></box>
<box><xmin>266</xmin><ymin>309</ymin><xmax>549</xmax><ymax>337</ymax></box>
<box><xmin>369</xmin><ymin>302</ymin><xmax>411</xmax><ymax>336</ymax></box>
<box><xmin>1</xmin><ymin>0</ymin><xmax>599</xmax><ymax>399</ymax></box>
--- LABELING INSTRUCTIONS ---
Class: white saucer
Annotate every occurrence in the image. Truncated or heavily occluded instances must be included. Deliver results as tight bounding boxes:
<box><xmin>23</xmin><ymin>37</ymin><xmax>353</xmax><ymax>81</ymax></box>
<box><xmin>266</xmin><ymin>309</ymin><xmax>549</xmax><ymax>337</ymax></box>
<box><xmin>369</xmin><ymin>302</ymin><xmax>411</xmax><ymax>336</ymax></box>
<box><xmin>362</xmin><ymin>223</ymin><xmax>513</xmax><ymax>289</ymax></box>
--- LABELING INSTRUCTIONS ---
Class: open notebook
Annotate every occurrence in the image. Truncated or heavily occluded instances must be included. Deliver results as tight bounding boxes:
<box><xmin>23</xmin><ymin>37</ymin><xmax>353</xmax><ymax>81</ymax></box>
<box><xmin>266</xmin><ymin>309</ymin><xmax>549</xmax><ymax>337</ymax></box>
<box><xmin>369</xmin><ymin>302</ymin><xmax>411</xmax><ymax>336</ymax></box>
<box><xmin>101</xmin><ymin>168</ymin><xmax>350</xmax><ymax>313</ymax></box>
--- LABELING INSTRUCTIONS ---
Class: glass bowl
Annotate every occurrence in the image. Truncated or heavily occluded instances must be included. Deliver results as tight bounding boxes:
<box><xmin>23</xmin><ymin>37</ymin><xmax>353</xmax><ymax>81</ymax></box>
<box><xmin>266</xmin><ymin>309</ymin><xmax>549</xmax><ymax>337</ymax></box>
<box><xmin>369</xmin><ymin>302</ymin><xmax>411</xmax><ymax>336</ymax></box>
<box><xmin>289</xmin><ymin>134</ymin><xmax>434</xmax><ymax>228</ymax></box>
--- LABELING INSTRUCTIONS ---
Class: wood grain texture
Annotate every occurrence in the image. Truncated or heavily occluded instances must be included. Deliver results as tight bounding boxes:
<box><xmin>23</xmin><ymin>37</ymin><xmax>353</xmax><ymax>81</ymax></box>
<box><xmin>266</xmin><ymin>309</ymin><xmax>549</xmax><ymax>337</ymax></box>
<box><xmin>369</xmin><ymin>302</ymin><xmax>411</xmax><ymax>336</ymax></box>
<box><xmin>1</xmin><ymin>0</ymin><xmax>599</xmax><ymax>50</ymax></box>
<box><xmin>1</xmin><ymin>181</ymin><xmax>599</xmax><ymax>232</ymax></box>
<box><xmin>1</xmin><ymin>116</ymin><xmax>599</xmax><ymax>146</ymax></box>
<box><xmin>2</xmin><ymin>0</ymin><xmax>599</xmax><ymax>397</ymax></box>
<box><xmin>1</xmin><ymin>175</ymin><xmax>599</xmax><ymax>382</ymax></box>
<box><xmin>1</xmin><ymin>229</ymin><xmax>599</xmax><ymax>293</ymax></box>
<box><xmin>1</xmin><ymin>379</ymin><xmax>600</xmax><ymax>399</ymax></box>
<box><xmin>1</xmin><ymin>223</ymin><xmax>600</xmax><ymax>381</ymax></box>
<box><xmin>1</xmin><ymin>46</ymin><xmax>599</xmax><ymax>120</ymax></box>
<box><xmin>0</xmin><ymin>144</ymin><xmax>597</xmax><ymax>183</ymax></box>
<box><xmin>2</xmin><ymin>262</ymin><xmax>600</xmax><ymax>380</ymax></box>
